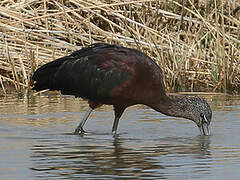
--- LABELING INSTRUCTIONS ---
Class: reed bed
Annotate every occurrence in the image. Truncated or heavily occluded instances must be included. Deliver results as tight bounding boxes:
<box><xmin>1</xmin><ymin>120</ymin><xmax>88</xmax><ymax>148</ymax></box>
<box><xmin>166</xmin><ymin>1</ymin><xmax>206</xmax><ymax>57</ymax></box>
<box><xmin>0</xmin><ymin>0</ymin><xmax>239</xmax><ymax>94</ymax></box>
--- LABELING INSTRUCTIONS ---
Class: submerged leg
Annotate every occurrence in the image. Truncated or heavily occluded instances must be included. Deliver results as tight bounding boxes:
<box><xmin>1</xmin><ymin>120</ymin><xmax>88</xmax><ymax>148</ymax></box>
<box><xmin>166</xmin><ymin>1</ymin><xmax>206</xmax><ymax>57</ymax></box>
<box><xmin>112</xmin><ymin>106</ymin><xmax>126</xmax><ymax>134</ymax></box>
<box><xmin>74</xmin><ymin>107</ymin><xmax>93</xmax><ymax>134</ymax></box>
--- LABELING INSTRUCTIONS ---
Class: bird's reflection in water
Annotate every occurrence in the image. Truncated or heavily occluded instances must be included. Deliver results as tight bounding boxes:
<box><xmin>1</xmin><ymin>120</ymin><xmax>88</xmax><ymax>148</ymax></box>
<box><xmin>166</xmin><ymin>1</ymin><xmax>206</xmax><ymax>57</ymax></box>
<box><xmin>30</xmin><ymin>133</ymin><xmax>212</xmax><ymax>179</ymax></box>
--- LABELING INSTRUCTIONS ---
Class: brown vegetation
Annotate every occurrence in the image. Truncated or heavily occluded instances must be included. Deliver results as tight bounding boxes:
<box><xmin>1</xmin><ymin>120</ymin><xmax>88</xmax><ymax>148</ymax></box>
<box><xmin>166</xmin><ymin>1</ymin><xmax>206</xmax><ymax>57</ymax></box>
<box><xmin>0</xmin><ymin>0</ymin><xmax>239</xmax><ymax>94</ymax></box>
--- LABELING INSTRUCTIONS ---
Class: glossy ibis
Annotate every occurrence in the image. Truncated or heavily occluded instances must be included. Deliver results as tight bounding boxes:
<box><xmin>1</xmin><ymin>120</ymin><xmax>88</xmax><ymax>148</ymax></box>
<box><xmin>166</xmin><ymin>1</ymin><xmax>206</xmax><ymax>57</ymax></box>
<box><xmin>32</xmin><ymin>43</ymin><xmax>212</xmax><ymax>135</ymax></box>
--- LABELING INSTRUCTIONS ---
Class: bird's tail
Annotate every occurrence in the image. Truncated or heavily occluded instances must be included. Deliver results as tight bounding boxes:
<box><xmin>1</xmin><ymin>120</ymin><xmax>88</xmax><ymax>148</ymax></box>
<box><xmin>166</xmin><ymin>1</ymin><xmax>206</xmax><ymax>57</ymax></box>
<box><xmin>32</xmin><ymin>57</ymin><xmax>67</xmax><ymax>91</ymax></box>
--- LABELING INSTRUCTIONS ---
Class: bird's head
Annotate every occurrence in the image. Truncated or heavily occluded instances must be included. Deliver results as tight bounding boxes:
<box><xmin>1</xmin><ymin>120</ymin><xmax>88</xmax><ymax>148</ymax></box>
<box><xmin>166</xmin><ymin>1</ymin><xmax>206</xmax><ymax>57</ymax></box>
<box><xmin>178</xmin><ymin>97</ymin><xmax>212</xmax><ymax>136</ymax></box>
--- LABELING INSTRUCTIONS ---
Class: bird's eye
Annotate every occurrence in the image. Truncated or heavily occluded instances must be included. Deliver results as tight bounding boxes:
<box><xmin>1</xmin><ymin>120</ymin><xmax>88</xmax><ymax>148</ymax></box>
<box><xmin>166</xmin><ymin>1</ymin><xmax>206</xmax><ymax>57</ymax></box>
<box><xmin>200</xmin><ymin>113</ymin><xmax>208</xmax><ymax>124</ymax></box>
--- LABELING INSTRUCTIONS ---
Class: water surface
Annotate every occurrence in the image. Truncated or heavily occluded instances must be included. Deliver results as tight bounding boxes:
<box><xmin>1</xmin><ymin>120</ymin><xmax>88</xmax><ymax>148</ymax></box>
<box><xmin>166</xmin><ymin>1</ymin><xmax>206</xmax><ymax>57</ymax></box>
<box><xmin>0</xmin><ymin>93</ymin><xmax>240</xmax><ymax>179</ymax></box>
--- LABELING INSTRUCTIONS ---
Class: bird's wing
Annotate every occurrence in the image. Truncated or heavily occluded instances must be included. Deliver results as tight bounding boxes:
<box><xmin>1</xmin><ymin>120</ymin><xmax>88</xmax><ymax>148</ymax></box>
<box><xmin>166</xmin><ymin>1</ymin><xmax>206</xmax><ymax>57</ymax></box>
<box><xmin>52</xmin><ymin>52</ymin><xmax>132</xmax><ymax>102</ymax></box>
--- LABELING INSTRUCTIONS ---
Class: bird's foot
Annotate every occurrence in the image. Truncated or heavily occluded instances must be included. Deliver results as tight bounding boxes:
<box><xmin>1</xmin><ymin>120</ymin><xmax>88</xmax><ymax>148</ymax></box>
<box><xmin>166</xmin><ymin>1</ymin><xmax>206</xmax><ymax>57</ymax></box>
<box><xmin>74</xmin><ymin>127</ymin><xmax>87</xmax><ymax>135</ymax></box>
<box><xmin>112</xmin><ymin>130</ymin><xmax>119</xmax><ymax>137</ymax></box>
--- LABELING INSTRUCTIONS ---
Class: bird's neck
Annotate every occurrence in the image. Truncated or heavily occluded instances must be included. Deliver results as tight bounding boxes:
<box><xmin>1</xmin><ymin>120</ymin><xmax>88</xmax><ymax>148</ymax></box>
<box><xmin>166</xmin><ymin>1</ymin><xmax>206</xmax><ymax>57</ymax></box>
<box><xmin>149</xmin><ymin>95</ymin><xmax>190</xmax><ymax>119</ymax></box>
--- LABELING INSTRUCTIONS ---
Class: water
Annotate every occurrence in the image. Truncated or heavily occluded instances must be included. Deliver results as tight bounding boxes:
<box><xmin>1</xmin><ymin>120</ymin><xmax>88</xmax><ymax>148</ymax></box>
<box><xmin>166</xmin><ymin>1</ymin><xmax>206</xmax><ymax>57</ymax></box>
<box><xmin>0</xmin><ymin>93</ymin><xmax>240</xmax><ymax>180</ymax></box>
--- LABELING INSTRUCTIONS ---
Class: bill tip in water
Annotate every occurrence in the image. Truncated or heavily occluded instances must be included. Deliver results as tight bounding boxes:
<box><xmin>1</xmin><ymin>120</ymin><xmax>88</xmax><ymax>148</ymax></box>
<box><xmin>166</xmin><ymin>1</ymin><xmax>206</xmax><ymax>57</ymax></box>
<box><xmin>199</xmin><ymin>123</ymin><xmax>210</xmax><ymax>136</ymax></box>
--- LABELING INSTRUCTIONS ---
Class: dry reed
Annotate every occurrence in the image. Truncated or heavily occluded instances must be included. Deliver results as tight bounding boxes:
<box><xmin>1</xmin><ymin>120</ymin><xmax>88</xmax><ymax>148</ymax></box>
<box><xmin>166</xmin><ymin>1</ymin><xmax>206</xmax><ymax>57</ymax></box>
<box><xmin>0</xmin><ymin>0</ymin><xmax>239</xmax><ymax>95</ymax></box>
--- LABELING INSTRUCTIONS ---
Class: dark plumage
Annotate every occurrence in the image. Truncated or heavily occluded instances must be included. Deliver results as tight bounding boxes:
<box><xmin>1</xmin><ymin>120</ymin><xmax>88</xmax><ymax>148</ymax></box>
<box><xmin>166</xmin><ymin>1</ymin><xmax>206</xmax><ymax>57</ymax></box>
<box><xmin>32</xmin><ymin>43</ymin><xmax>212</xmax><ymax>135</ymax></box>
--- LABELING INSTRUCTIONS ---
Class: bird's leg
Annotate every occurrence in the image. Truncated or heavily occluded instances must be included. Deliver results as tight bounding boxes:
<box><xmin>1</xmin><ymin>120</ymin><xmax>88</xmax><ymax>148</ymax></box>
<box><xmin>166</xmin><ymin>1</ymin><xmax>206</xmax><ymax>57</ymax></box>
<box><xmin>112</xmin><ymin>106</ymin><xmax>126</xmax><ymax>134</ymax></box>
<box><xmin>112</xmin><ymin>116</ymin><xmax>120</xmax><ymax>134</ymax></box>
<box><xmin>74</xmin><ymin>107</ymin><xmax>93</xmax><ymax>134</ymax></box>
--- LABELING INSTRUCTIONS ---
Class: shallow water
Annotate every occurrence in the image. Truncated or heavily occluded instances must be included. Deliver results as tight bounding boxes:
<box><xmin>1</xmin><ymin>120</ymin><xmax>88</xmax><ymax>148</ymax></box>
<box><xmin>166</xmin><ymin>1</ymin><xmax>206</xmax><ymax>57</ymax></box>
<box><xmin>0</xmin><ymin>93</ymin><xmax>240</xmax><ymax>180</ymax></box>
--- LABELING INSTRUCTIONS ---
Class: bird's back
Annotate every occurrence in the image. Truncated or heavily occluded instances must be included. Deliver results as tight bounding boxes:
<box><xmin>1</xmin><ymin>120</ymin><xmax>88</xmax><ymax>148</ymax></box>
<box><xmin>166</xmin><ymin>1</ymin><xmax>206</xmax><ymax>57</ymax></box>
<box><xmin>32</xmin><ymin>43</ymin><xmax>166</xmax><ymax>106</ymax></box>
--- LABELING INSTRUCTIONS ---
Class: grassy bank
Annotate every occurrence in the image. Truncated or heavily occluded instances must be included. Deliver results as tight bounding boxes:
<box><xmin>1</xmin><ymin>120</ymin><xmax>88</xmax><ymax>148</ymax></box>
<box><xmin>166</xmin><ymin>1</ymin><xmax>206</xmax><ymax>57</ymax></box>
<box><xmin>0</xmin><ymin>0</ymin><xmax>239</xmax><ymax>94</ymax></box>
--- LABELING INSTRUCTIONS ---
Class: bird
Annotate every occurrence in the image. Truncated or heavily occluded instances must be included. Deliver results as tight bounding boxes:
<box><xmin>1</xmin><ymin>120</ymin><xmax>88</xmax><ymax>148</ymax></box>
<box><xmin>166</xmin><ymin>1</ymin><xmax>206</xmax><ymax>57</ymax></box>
<box><xmin>32</xmin><ymin>43</ymin><xmax>212</xmax><ymax>135</ymax></box>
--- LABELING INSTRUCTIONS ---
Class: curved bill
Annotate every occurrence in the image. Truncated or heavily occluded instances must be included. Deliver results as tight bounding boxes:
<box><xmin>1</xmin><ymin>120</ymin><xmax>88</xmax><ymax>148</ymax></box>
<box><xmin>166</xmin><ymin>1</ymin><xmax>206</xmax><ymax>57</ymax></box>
<box><xmin>199</xmin><ymin>123</ymin><xmax>210</xmax><ymax>136</ymax></box>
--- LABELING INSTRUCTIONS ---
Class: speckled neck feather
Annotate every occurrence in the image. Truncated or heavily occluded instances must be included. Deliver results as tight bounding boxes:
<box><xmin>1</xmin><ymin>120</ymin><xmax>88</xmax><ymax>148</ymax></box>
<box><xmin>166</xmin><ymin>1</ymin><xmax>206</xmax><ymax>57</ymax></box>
<box><xmin>151</xmin><ymin>96</ymin><xmax>212</xmax><ymax>122</ymax></box>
